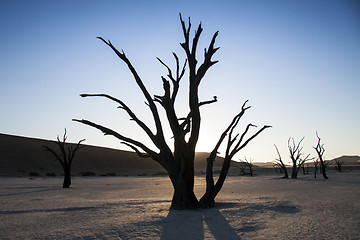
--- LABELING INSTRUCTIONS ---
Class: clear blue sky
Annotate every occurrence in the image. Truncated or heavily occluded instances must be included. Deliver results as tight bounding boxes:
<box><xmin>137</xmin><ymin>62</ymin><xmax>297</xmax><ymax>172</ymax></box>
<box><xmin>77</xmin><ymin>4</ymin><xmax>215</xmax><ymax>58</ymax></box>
<box><xmin>1</xmin><ymin>0</ymin><xmax>359</xmax><ymax>163</ymax></box>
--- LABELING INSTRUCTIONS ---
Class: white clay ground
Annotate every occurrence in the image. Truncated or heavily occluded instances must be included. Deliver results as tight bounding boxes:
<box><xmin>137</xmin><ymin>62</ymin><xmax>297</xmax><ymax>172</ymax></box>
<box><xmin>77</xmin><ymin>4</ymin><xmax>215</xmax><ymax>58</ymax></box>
<box><xmin>1</xmin><ymin>171</ymin><xmax>359</xmax><ymax>239</ymax></box>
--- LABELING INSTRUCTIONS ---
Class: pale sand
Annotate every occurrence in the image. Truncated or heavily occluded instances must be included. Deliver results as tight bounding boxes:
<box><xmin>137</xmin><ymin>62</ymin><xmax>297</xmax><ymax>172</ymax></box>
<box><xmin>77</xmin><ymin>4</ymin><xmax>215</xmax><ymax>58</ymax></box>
<box><xmin>1</xmin><ymin>171</ymin><xmax>359</xmax><ymax>239</ymax></box>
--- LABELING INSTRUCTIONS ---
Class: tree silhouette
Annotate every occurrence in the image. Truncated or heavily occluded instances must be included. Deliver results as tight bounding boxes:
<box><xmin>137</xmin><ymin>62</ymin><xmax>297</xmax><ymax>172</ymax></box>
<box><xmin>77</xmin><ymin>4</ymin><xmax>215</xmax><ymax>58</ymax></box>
<box><xmin>314</xmin><ymin>132</ymin><xmax>328</xmax><ymax>179</ymax></box>
<box><xmin>288</xmin><ymin>137</ymin><xmax>310</xmax><ymax>179</ymax></box>
<box><xmin>274</xmin><ymin>144</ymin><xmax>289</xmax><ymax>178</ymax></box>
<box><xmin>239</xmin><ymin>157</ymin><xmax>254</xmax><ymax>176</ymax></box>
<box><xmin>334</xmin><ymin>159</ymin><xmax>343</xmax><ymax>172</ymax></box>
<box><xmin>73</xmin><ymin>14</ymin><xmax>270</xmax><ymax>209</ymax></box>
<box><xmin>43</xmin><ymin>129</ymin><xmax>85</xmax><ymax>188</ymax></box>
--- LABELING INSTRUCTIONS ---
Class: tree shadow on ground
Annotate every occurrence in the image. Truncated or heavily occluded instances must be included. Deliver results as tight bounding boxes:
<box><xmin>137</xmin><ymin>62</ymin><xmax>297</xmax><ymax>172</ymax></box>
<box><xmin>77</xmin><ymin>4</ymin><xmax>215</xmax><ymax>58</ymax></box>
<box><xmin>0</xmin><ymin>186</ymin><xmax>59</xmax><ymax>197</ymax></box>
<box><xmin>160</xmin><ymin>201</ymin><xmax>300</xmax><ymax>240</ymax></box>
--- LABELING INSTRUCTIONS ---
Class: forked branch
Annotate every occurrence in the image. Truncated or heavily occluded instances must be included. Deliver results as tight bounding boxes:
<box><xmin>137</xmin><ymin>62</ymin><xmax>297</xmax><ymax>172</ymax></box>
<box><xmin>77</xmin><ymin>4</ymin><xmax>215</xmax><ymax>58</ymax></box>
<box><xmin>200</xmin><ymin>101</ymin><xmax>271</xmax><ymax>207</ymax></box>
<box><xmin>80</xmin><ymin>94</ymin><xmax>156</xmax><ymax>142</ymax></box>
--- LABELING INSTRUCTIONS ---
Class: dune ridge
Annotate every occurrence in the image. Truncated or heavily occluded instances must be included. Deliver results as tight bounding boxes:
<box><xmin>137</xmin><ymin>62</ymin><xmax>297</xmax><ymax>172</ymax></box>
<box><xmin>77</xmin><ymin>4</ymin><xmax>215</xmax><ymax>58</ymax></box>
<box><xmin>0</xmin><ymin>133</ymin><xmax>237</xmax><ymax>177</ymax></box>
<box><xmin>1</xmin><ymin>133</ymin><xmax>359</xmax><ymax>177</ymax></box>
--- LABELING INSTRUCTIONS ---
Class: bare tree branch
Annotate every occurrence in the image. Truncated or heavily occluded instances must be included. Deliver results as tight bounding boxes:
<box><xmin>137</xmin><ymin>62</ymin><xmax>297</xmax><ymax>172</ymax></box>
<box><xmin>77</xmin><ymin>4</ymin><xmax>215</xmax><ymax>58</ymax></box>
<box><xmin>273</xmin><ymin>144</ymin><xmax>289</xmax><ymax>178</ymax></box>
<box><xmin>96</xmin><ymin>37</ymin><xmax>166</xmax><ymax>145</ymax></box>
<box><xmin>43</xmin><ymin>145</ymin><xmax>65</xmax><ymax>168</ymax></box>
<box><xmin>80</xmin><ymin>94</ymin><xmax>157</xmax><ymax>142</ymax></box>
<box><xmin>121</xmin><ymin>142</ymin><xmax>151</xmax><ymax>158</ymax></box>
<box><xmin>199</xmin><ymin>96</ymin><xmax>217</xmax><ymax>107</ymax></box>
<box><xmin>72</xmin><ymin>119</ymin><xmax>159</xmax><ymax>162</ymax></box>
<box><xmin>69</xmin><ymin>138</ymin><xmax>86</xmax><ymax>165</ymax></box>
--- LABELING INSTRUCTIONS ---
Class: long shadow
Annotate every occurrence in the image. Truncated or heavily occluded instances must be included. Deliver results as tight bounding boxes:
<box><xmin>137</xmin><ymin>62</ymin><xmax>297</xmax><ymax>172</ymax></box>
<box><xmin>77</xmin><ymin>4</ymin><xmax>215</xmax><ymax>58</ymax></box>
<box><xmin>160</xmin><ymin>209</ymin><xmax>205</xmax><ymax>240</ymax></box>
<box><xmin>160</xmin><ymin>201</ymin><xmax>300</xmax><ymax>240</ymax></box>
<box><xmin>0</xmin><ymin>206</ymin><xmax>100</xmax><ymax>215</ymax></box>
<box><xmin>0</xmin><ymin>186</ymin><xmax>59</xmax><ymax>197</ymax></box>
<box><xmin>203</xmin><ymin>205</ymin><xmax>242</xmax><ymax>240</ymax></box>
<box><xmin>160</xmin><ymin>204</ymin><xmax>241</xmax><ymax>240</ymax></box>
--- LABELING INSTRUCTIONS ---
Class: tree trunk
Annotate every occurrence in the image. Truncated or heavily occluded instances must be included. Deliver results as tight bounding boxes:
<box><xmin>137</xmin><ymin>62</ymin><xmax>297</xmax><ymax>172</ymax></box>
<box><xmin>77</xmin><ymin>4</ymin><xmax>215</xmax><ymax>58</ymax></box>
<box><xmin>320</xmin><ymin>162</ymin><xmax>328</xmax><ymax>179</ymax></box>
<box><xmin>63</xmin><ymin>165</ymin><xmax>71</xmax><ymax>188</ymax></box>
<box><xmin>169</xmin><ymin>150</ymin><xmax>199</xmax><ymax>209</ymax></box>
<box><xmin>171</xmin><ymin>179</ymin><xmax>199</xmax><ymax>209</ymax></box>
<box><xmin>291</xmin><ymin>164</ymin><xmax>298</xmax><ymax>179</ymax></box>
<box><xmin>200</xmin><ymin>155</ymin><xmax>232</xmax><ymax>208</ymax></box>
<box><xmin>199</xmin><ymin>192</ymin><xmax>216</xmax><ymax>208</ymax></box>
<box><xmin>283</xmin><ymin>167</ymin><xmax>289</xmax><ymax>178</ymax></box>
<box><xmin>199</xmin><ymin>156</ymin><xmax>216</xmax><ymax>208</ymax></box>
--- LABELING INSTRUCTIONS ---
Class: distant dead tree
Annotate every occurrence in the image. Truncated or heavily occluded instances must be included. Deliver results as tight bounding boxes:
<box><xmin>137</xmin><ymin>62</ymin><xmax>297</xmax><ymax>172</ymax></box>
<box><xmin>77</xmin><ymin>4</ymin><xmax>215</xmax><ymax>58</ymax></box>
<box><xmin>319</xmin><ymin>160</ymin><xmax>331</xmax><ymax>176</ymax></box>
<box><xmin>300</xmin><ymin>162</ymin><xmax>311</xmax><ymax>175</ymax></box>
<box><xmin>239</xmin><ymin>157</ymin><xmax>254</xmax><ymax>176</ymax></box>
<box><xmin>288</xmin><ymin>137</ymin><xmax>310</xmax><ymax>179</ymax></box>
<box><xmin>301</xmin><ymin>162</ymin><xmax>306</xmax><ymax>175</ymax></box>
<box><xmin>334</xmin><ymin>159</ymin><xmax>343</xmax><ymax>172</ymax></box>
<box><xmin>239</xmin><ymin>162</ymin><xmax>247</xmax><ymax>175</ymax></box>
<box><xmin>43</xmin><ymin>129</ymin><xmax>85</xmax><ymax>188</ymax></box>
<box><xmin>273</xmin><ymin>144</ymin><xmax>289</xmax><ymax>178</ymax></box>
<box><xmin>313</xmin><ymin>132</ymin><xmax>328</xmax><ymax>179</ymax></box>
<box><xmin>313</xmin><ymin>158</ymin><xmax>319</xmax><ymax>178</ymax></box>
<box><xmin>74</xmin><ymin>15</ymin><xmax>270</xmax><ymax>209</ymax></box>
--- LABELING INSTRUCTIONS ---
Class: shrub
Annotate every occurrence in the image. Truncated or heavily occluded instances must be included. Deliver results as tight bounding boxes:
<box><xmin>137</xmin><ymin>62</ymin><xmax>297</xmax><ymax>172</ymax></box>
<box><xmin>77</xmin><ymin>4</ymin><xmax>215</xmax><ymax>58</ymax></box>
<box><xmin>29</xmin><ymin>172</ymin><xmax>40</xmax><ymax>176</ymax></box>
<box><xmin>82</xmin><ymin>172</ymin><xmax>96</xmax><ymax>176</ymax></box>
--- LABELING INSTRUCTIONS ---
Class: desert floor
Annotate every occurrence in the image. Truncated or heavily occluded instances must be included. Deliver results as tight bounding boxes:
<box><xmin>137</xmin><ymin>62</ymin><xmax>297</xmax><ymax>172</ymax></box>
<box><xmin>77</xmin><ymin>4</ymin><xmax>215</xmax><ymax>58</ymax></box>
<box><xmin>1</xmin><ymin>171</ymin><xmax>359</xmax><ymax>239</ymax></box>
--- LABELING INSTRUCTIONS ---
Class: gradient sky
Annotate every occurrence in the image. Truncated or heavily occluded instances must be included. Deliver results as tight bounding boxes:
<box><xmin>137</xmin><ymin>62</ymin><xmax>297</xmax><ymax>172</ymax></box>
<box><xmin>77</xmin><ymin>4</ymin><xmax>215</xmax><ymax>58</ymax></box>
<box><xmin>1</xmin><ymin>0</ymin><xmax>359</xmax><ymax>163</ymax></box>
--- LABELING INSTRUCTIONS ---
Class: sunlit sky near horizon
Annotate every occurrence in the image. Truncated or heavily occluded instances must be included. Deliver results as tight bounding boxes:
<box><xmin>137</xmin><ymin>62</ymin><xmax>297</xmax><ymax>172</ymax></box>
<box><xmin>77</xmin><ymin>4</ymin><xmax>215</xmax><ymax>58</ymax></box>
<box><xmin>1</xmin><ymin>0</ymin><xmax>359</xmax><ymax>164</ymax></box>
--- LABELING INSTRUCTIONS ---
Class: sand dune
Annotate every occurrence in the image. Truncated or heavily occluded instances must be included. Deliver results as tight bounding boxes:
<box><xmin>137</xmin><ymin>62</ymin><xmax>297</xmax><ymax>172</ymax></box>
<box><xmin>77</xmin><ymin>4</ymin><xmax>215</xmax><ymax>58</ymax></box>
<box><xmin>1</xmin><ymin>133</ymin><xmax>359</xmax><ymax>177</ymax></box>
<box><xmin>0</xmin><ymin>133</ymin><xmax>240</xmax><ymax>177</ymax></box>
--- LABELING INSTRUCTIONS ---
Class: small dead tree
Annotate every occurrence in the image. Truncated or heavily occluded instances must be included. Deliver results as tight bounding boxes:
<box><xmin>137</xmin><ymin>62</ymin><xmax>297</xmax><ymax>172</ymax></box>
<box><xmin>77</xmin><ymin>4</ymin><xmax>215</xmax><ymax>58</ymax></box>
<box><xmin>273</xmin><ymin>144</ymin><xmax>289</xmax><ymax>178</ymax></box>
<box><xmin>313</xmin><ymin>132</ymin><xmax>328</xmax><ymax>179</ymax></box>
<box><xmin>43</xmin><ymin>129</ymin><xmax>85</xmax><ymax>188</ymax></box>
<box><xmin>334</xmin><ymin>159</ymin><xmax>343</xmax><ymax>172</ymax></box>
<box><xmin>240</xmin><ymin>157</ymin><xmax>254</xmax><ymax>176</ymax></box>
<box><xmin>288</xmin><ymin>137</ymin><xmax>310</xmax><ymax>179</ymax></box>
<box><xmin>301</xmin><ymin>162</ymin><xmax>306</xmax><ymax>175</ymax></box>
<box><xmin>73</xmin><ymin>15</ymin><xmax>270</xmax><ymax>209</ymax></box>
<box><xmin>239</xmin><ymin>162</ymin><xmax>247</xmax><ymax>175</ymax></box>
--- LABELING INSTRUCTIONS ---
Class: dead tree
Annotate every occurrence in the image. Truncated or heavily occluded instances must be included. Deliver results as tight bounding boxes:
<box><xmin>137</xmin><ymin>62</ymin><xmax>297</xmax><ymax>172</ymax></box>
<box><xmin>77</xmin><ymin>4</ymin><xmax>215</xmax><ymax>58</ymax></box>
<box><xmin>301</xmin><ymin>162</ymin><xmax>306</xmax><ymax>175</ymax></box>
<box><xmin>239</xmin><ymin>162</ymin><xmax>247</xmax><ymax>175</ymax></box>
<box><xmin>334</xmin><ymin>159</ymin><xmax>343</xmax><ymax>172</ymax></box>
<box><xmin>314</xmin><ymin>132</ymin><xmax>328</xmax><ymax>179</ymax></box>
<box><xmin>273</xmin><ymin>144</ymin><xmax>289</xmax><ymax>178</ymax></box>
<box><xmin>288</xmin><ymin>137</ymin><xmax>310</xmax><ymax>179</ymax></box>
<box><xmin>240</xmin><ymin>157</ymin><xmax>254</xmax><ymax>176</ymax></box>
<box><xmin>73</xmin><ymin>15</ymin><xmax>270</xmax><ymax>209</ymax></box>
<box><xmin>43</xmin><ymin>129</ymin><xmax>85</xmax><ymax>188</ymax></box>
<box><xmin>313</xmin><ymin>158</ymin><xmax>319</xmax><ymax>178</ymax></box>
